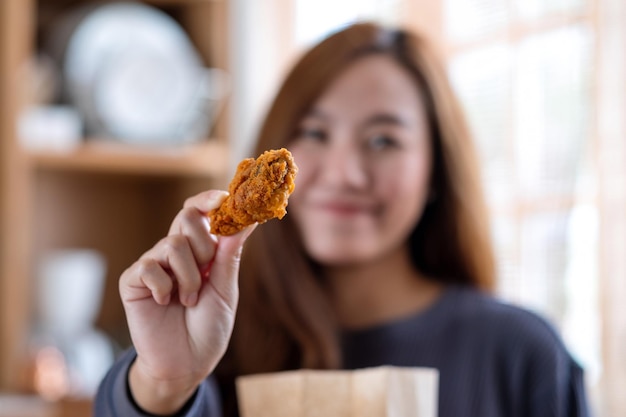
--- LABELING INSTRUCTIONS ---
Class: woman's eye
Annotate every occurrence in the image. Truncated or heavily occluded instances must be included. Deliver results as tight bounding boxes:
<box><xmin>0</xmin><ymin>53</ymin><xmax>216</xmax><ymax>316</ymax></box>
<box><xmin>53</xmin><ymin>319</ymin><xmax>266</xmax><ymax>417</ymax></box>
<box><xmin>368</xmin><ymin>134</ymin><xmax>397</xmax><ymax>150</ymax></box>
<box><xmin>296</xmin><ymin>128</ymin><xmax>327</xmax><ymax>142</ymax></box>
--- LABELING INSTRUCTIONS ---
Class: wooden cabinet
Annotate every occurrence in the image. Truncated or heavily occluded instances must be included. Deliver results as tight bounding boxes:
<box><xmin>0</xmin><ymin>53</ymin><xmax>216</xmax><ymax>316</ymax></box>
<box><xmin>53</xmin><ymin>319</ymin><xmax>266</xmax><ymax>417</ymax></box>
<box><xmin>0</xmin><ymin>0</ymin><xmax>231</xmax><ymax>393</ymax></box>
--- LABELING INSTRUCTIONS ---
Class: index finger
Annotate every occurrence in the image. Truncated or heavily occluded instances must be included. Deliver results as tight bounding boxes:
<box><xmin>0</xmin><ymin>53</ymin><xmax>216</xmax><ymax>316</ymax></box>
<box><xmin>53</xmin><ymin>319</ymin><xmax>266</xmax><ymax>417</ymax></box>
<box><xmin>183</xmin><ymin>190</ymin><xmax>230</xmax><ymax>214</ymax></box>
<box><xmin>168</xmin><ymin>189</ymin><xmax>228</xmax><ymax>238</ymax></box>
<box><xmin>168</xmin><ymin>190</ymin><xmax>228</xmax><ymax>257</ymax></box>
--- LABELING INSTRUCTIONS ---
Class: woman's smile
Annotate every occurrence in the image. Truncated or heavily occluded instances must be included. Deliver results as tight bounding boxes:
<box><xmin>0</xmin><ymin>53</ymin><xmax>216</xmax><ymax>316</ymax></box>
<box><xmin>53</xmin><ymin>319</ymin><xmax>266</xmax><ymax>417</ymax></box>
<box><xmin>311</xmin><ymin>198</ymin><xmax>379</xmax><ymax>218</ymax></box>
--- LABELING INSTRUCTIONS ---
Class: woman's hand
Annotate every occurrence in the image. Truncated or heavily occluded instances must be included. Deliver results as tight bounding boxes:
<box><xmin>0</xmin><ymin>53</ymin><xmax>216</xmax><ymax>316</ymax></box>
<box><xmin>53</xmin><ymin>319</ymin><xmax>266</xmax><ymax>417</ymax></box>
<box><xmin>119</xmin><ymin>190</ymin><xmax>256</xmax><ymax>414</ymax></box>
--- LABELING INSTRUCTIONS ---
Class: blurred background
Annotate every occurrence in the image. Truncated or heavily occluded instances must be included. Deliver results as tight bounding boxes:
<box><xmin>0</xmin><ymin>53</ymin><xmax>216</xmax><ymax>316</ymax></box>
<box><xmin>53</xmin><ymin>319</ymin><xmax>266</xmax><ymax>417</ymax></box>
<box><xmin>1</xmin><ymin>0</ymin><xmax>624</xmax><ymax>416</ymax></box>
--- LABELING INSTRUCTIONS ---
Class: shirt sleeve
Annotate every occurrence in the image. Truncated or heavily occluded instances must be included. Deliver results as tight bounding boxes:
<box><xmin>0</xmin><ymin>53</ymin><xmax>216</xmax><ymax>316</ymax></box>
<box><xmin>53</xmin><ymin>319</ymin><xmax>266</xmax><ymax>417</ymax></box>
<box><xmin>525</xmin><ymin>348</ymin><xmax>591</xmax><ymax>417</ymax></box>
<box><xmin>93</xmin><ymin>348</ymin><xmax>223</xmax><ymax>417</ymax></box>
<box><xmin>498</xmin><ymin>307</ymin><xmax>592</xmax><ymax>417</ymax></box>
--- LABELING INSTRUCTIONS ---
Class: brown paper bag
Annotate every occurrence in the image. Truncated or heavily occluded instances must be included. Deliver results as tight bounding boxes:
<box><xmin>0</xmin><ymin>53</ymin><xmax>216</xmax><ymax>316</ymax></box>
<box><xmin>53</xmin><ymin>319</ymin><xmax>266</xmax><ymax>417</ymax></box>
<box><xmin>236</xmin><ymin>366</ymin><xmax>439</xmax><ymax>417</ymax></box>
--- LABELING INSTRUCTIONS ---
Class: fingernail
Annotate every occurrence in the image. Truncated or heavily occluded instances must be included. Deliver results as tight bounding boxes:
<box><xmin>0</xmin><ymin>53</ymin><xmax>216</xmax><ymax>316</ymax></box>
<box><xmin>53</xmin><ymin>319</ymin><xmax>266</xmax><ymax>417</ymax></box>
<box><xmin>185</xmin><ymin>292</ymin><xmax>198</xmax><ymax>307</ymax></box>
<box><xmin>162</xmin><ymin>293</ymin><xmax>171</xmax><ymax>305</ymax></box>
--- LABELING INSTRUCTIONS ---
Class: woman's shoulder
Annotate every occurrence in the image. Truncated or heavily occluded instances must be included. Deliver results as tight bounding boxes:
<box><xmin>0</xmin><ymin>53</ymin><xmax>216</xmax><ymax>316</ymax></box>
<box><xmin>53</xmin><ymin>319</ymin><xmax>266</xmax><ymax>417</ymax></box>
<box><xmin>441</xmin><ymin>286</ymin><xmax>589</xmax><ymax>415</ymax></box>
<box><xmin>446</xmin><ymin>285</ymin><xmax>570</xmax><ymax>357</ymax></box>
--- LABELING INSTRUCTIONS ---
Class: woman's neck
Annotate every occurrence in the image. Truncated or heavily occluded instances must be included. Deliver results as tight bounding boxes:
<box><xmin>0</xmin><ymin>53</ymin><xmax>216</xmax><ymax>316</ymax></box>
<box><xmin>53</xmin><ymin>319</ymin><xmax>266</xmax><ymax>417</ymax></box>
<box><xmin>323</xmin><ymin>246</ymin><xmax>443</xmax><ymax>329</ymax></box>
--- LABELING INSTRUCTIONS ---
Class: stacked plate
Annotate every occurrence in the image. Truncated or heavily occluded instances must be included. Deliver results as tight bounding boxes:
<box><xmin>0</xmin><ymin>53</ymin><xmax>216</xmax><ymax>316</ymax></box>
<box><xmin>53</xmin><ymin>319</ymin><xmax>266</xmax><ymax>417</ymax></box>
<box><xmin>60</xmin><ymin>2</ymin><xmax>226</xmax><ymax>145</ymax></box>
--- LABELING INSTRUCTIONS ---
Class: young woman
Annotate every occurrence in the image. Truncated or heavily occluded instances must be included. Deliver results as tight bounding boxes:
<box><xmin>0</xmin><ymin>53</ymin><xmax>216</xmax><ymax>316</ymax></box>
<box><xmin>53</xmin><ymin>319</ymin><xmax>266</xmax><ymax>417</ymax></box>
<box><xmin>95</xmin><ymin>22</ymin><xmax>590</xmax><ymax>417</ymax></box>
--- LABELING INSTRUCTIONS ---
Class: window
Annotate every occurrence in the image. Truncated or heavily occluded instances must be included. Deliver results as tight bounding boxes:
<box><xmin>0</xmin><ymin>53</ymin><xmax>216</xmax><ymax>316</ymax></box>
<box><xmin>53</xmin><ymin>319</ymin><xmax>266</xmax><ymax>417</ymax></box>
<box><xmin>443</xmin><ymin>0</ymin><xmax>609</xmax><ymax>411</ymax></box>
<box><xmin>294</xmin><ymin>0</ymin><xmax>403</xmax><ymax>47</ymax></box>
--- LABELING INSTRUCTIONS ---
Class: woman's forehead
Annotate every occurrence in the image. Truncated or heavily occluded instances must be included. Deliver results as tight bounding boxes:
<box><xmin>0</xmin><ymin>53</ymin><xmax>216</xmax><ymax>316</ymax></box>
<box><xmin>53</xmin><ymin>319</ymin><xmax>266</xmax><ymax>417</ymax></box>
<box><xmin>306</xmin><ymin>56</ymin><xmax>426</xmax><ymax>127</ymax></box>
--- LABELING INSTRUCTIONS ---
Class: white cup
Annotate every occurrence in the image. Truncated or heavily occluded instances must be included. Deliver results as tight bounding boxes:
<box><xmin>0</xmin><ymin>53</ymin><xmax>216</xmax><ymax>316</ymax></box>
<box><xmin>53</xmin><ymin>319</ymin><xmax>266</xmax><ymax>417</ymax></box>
<box><xmin>36</xmin><ymin>249</ymin><xmax>107</xmax><ymax>339</ymax></box>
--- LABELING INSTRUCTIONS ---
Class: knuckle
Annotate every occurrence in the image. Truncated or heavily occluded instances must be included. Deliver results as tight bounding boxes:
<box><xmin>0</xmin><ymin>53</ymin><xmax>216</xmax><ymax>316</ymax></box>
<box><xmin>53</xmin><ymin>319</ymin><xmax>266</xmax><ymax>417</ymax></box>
<box><xmin>183</xmin><ymin>196</ymin><xmax>197</xmax><ymax>208</ymax></box>
<box><xmin>163</xmin><ymin>234</ymin><xmax>188</xmax><ymax>253</ymax></box>
<box><xmin>231</xmin><ymin>247</ymin><xmax>243</xmax><ymax>267</ymax></box>
<box><xmin>179</xmin><ymin>270</ymin><xmax>201</xmax><ymax>291</ymax></box>
<box><xmin>170</xmin><ymin>208</ymin><xmax>196</xmax><ymax>233</ymax></box>
<box><xmin>135</xmin><ymin>258</ymin><xmax>160</xmax><ymax>278</ymax></box>
<box><xmin>180</xmin><ymin>205</ymin><xmax>198</xmax><ymax>221</ymax></box>
<box><xmin>153</xmin><ymin>282</ymin><xmax>172</xmax><ymax>298</ymax></box>
<box><xmin>224</xmin><ymin>247</ymin><xmax>244</xmax><ymax>276</ymax></box>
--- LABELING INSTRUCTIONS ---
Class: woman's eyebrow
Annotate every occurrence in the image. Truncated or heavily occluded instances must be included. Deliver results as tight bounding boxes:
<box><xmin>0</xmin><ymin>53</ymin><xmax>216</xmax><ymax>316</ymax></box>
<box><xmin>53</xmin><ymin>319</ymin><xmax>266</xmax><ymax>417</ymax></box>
<box><xmin>303</xmin><ymin>108</ymin><xmax>329</xmax><ymax>121</ymax></box>
<box><xmin>364</xmin><ymin>113</ymin><xmax>409</xmax><ymax>127</ymax></box>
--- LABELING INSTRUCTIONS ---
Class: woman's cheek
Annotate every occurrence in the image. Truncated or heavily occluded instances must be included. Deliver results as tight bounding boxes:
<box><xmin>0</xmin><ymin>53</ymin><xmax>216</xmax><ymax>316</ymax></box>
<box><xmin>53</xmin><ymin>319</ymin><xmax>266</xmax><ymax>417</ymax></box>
<box><xmin>290</xmin><ymin>147</ymin><xmax>319</xmax><ymax>191</ymax></box>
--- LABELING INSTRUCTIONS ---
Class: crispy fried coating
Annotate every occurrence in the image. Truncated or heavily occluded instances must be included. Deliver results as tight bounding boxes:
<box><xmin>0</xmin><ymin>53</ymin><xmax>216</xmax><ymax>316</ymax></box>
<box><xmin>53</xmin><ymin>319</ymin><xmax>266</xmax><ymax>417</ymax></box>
<box><xmin>209</xmin><ymin>148</ymin><xmax>298</xmax><ymax>235</ymax></box>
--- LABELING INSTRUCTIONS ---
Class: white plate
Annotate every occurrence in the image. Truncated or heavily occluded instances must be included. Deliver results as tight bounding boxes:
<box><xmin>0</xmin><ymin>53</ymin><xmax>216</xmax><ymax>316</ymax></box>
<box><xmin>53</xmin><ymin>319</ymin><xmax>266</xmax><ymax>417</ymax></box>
<box><xmin>64</xmin><ymin>2</ymin><xmax>216</xmax><ymax>145</ymax></box>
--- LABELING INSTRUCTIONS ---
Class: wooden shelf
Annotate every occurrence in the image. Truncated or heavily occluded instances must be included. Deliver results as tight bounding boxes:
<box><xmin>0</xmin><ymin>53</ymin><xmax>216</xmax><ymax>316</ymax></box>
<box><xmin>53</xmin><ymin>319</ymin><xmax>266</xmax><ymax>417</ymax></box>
<box><xmin>1</xmin><ymin>0</ymin><xmax>231</xmax><ymax>392</ymax></box>
<box><xmin>27</xmin><ymin>140</ymin><xmax>230</xmax><ymax>178</ymax></box>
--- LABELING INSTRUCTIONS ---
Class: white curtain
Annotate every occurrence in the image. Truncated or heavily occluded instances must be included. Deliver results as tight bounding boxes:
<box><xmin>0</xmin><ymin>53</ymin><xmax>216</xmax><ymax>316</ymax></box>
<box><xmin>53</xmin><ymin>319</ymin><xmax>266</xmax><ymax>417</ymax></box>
<box><xmin>596</xmin><ymin>0</ymin><xmax>626</xmax><ymax>414</ymax></box>
<box><xmin>443</xmin><ymin>0</ymin><xmax>625</xmax><ymax>414</ymax></box>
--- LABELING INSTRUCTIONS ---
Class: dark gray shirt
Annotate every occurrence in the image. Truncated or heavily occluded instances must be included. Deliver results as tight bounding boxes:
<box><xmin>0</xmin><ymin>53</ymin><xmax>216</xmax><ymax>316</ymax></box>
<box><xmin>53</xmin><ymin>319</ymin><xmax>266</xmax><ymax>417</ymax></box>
<box><xmin>94</xmin><ymin>286</ymin><xmax>590</xmax><ymax>416</ymax></box>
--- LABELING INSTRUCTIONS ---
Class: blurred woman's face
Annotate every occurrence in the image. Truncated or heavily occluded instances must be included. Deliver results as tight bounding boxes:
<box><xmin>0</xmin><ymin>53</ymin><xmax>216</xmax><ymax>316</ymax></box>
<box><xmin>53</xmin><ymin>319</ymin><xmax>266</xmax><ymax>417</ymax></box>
<box><xmin>289</xmin><ymin>54</ymin><xmax>432</xmax><ymax>266</ymax></box>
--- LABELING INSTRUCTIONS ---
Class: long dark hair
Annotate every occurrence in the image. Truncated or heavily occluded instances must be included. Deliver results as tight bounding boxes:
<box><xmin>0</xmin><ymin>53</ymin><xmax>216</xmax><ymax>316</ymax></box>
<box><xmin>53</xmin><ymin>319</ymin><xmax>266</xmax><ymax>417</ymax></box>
<box><xmin>226</xmin><ymin>21</ymin><xmax>495</xmax><ymax>380</ymax></box>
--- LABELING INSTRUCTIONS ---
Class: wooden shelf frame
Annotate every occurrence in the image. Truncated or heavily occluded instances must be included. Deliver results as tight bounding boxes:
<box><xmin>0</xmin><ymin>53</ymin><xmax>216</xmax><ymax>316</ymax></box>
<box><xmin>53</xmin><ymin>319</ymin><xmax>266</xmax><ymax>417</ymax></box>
<box><xmin>27</xmin><ymin>140</ymin><xmax>230</xmax><ymax>178</ymax></box>
<box><xmin>0</xmin><ymin>0</ymin><xmax>231</xmax><ymax>395</ymax></box>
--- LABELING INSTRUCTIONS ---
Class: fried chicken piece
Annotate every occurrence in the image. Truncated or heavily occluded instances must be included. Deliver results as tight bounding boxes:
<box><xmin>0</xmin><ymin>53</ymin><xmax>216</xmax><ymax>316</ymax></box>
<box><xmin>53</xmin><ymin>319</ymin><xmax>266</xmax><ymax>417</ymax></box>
<box><xmin>209</xmin><ymin>148</ymin><xmax>298</xmax><ymax>235</ymax></box>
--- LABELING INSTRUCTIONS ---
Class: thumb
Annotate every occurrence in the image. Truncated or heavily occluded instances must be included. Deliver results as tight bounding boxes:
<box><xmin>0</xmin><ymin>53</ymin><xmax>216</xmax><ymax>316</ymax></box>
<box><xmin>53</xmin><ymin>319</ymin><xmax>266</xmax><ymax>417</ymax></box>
<box><xmin>206</xmin><ymin>224</ymin><xmax>257</xmax><ymax>307</ymax></box>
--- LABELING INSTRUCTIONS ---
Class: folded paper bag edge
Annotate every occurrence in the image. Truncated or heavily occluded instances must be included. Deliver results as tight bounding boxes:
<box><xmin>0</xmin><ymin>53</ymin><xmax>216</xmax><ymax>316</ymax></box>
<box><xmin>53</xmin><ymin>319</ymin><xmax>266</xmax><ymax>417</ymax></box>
<box><xmin>236</xmin><ymin>366</ymin><xmax>439</xmax><ymax>417</ymax></box>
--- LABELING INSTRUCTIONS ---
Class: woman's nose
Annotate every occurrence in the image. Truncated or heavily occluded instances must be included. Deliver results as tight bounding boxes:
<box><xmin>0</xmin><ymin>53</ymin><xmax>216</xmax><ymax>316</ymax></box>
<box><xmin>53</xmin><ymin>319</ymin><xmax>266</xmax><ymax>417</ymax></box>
<box><xmin>318</xmin><ymin>142</ymin><xmax>368</xmax><ymax>189</ymax></box>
